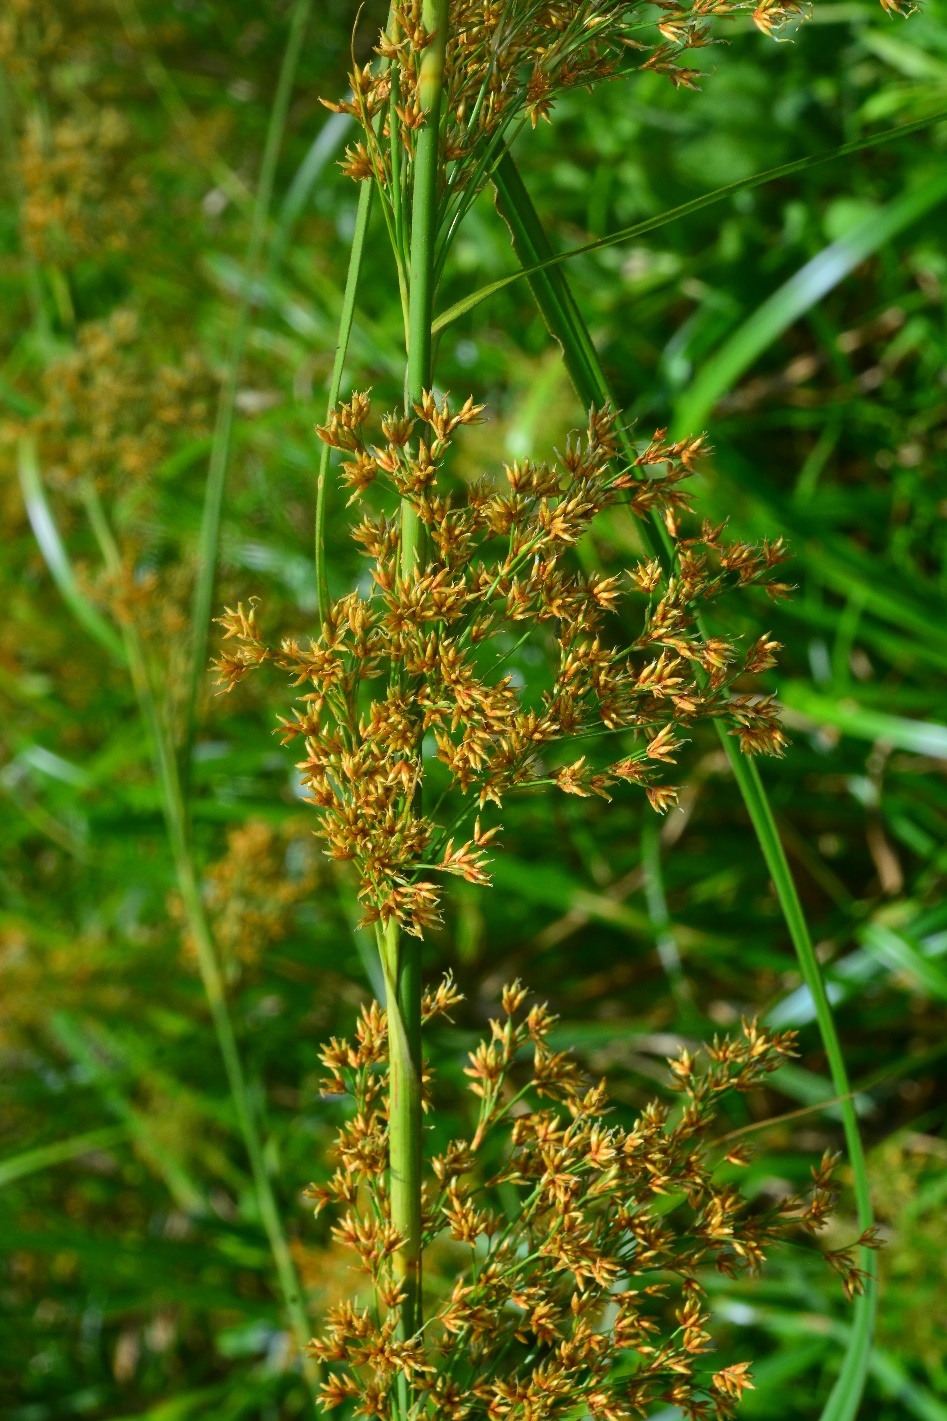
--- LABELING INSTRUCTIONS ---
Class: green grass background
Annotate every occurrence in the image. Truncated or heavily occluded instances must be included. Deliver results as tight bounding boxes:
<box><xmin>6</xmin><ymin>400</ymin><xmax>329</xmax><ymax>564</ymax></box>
<box><xmin>1</xmin><ymin>0</ymin><xmax>945</xmax><ymax>1417</ymax></box>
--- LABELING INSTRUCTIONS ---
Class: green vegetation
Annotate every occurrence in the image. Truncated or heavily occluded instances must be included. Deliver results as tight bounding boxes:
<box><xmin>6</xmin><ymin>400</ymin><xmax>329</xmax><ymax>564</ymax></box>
<box><xmin>1</xmin><ymin>1</ymin><xmax>945</xmax><ymax>1419</ymax></box>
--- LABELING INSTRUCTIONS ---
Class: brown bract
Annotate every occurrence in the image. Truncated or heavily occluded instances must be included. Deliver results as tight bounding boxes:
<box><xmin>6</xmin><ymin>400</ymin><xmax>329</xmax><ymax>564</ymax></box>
<box><xmin>305</xmin><ymin>980</ymin><xmax>865</xmax><ymax>1421</ymax></box>
<box><xmin>215</xmin><ymin>396</ymin><xmax>789</xmax><ymax>938</ymax></box>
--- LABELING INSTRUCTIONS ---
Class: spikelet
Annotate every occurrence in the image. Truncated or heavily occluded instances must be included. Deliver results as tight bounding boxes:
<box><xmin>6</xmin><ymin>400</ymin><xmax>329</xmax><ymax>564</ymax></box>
<box><xmin>325</xmin><ymin>0</ymin><xmax>901</xmax><ymax>199</ymax></box>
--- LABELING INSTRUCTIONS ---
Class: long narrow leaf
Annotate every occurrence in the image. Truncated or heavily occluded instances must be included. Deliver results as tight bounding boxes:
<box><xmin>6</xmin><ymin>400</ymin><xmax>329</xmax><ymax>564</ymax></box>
<box><xmin>783</xmin><ymin>683</ymin><xmax>947</xmax><ymax>760</ymax></box>
<box><xmin>437</xmin><ymin>110</ymin><xmax>947</xmax><ymax>334</ymax></box>
<box><xmin>17</xmin><ymin>436</ymin><xmax>126</xmax><ymax>663</ymax></box>
<box><xmin>861</xmin><ymin>924</ymin><xmax>947</xmax><ymax>1003</ymax></box>
<box><xmin>725</xmin><ymin>752</ymin><xmax>877</xmax><ymax>1421</ymax></box>
<box><xmin>270</xmin><ymin>110</ymin><xmax>352</xmax><ymax>271</ymax></box>
<box><xmin>0</xmin><ymin>1126</ymin><xmax>131</xmax><ymax>1189</ymax></box>
<box><xmin>675</xmin><ymin>169</ymin><xmax>947</xmax><ymax>433</ymax></box>
<box><xmin>492</xmin><ymin>149</ymin><xmax>876</xmax><ymax>1421</ymax></box>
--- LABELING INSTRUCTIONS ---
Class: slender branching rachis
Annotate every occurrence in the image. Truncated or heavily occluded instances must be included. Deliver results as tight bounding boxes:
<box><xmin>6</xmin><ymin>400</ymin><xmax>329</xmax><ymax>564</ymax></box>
<box><xmin>214</xmin><ymin>1</ymin><xmax>895</xmax><ymax>1414</ymax></box>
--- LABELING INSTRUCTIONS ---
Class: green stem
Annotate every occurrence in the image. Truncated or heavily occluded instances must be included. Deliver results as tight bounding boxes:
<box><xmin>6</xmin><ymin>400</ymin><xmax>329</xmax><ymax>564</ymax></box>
<box><xmin>315</xmin><ymin>177</ymin><xmax>374</xmax><ymax>622</ymax></box>
<box><xmin>378</xmin><ymin>0</ymin><xmax>449</xmax><ymax>1372</ymax></box>
<box><xmin>79</xmin><ymin>483</ymin><xmax>319</xmax><ymax>1407</ymax></box>
<box><xmin>491</xmin><ymin>148</ymin><xmax>875</xmax><ymax>1421</ymax></box>
<box><xmin>401</xmin><ymin>0</ymin><xmax>449</xmax><ymax>579</ymax></box>
<box><xmin>184</xmin><ymin>0</ymin><xmax>311</xmax><ymax>760</ymax></box>
<box><xmin>378</xmin><ymin>920</ymin><xmax>424</xmax><ymax>1343</ymax></box>
<box><xmin>388</xmin><ymin>10</ymin><xmax>406</xmax><ymax>268</ymax></box>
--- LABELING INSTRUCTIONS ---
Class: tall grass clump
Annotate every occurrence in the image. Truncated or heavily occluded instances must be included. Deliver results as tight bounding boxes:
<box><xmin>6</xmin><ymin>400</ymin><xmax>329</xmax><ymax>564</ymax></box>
<box><xmin>212</xmin><ymin>2</ymin><xmax>911</xmax><ymax>1415</ymax></box>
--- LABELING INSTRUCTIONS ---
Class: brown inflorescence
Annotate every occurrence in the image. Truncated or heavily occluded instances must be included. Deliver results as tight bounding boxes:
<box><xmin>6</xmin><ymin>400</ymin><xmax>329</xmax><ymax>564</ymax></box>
<box><xmin>15</xmin><ymin>106</ymin><xmax>147</xmax><ymax>267</ymax></box>
<box><xmin>324</xmin><ymin>0</ymin><xmax>819</xmax><ymax>194</ymax></box>
<box><xmin>19</xmin><ymin>309</ymin><xmax>214</xmax><ymax>498</ymax></box>
<box><xmin>2</xmin><ymin>308</ymin><xmax>214</xmax><ymax>649</ymax></box>
<box><xmin>215</xmin><ymin>396</ymin><xmax>790</xmax><ymax>938</ymax></box>
<box><xmin>202</xmin><ymin>818</ymin><xmax>323</xmax><ymax>976</ymax></box>
<box><xmin>305</xmin><ymin>979</ymin><xmax>875</xmax><ymax>1420</ymax></box>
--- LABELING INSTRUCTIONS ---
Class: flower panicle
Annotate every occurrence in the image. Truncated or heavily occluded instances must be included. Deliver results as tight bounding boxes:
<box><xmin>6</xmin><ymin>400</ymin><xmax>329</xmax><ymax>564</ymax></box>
<box><xmin>215</xmin><ymin>394</ymin><xmax>791</xmax><ymax>938</ymax></box>
<box><xmin>307</xmin><ymin>981</ymin><xmax>863</xmax><ymax>1419</ymax></box>
<box><xmin>324</xmin><ymin>0</ymin><xmax>901</xmax><ymax>202</ymax></box>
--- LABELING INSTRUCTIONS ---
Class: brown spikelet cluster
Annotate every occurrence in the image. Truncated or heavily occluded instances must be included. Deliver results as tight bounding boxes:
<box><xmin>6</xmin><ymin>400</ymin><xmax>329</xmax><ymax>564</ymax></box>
<box><xmin>215</xmin><ymin>395</ymin><xmax>789</xmax><ymax>937</ymax></box>
<box><xmin>0</xmin><ymin>0</ymin><xmax>154</xmax><ymax>269</ymax></box>
<box><xmin>329</xmin><ymin>0</ymin><xmax>791</xmax><ymax>193</ymax></box>
<box><xmin>306</xmin><ymin>980</ymin><xmax>855</xmax><ymax>1421</ymax></box>
<box><xmin>1</xmin><ymin>308</ymin><xmax>214</xmax><ymax>666</ymax></box>
<box><xmin>10</xmin><ymin>309</ymin><xmax>214</xmax><ymax>497</ymax></box>
<box><xmin>15</xmin><ymin>107</ymin><xmax>147</xmax><ymax>267</ymax></box>
<box><xmin>202</xmin><ymin>818</ymin><xmax>322</xmax><ymax>975</ymax></box>
<box><xmin>322</xmin><ymin>0</ymin><xmax>912</xmax><ymax>202</ymax></box>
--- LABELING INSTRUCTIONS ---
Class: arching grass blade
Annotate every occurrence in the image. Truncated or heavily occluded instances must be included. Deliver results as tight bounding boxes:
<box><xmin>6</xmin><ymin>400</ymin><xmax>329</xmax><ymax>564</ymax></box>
<box><xmin>492</xmin><ymin>149</ymin><xmax>877</xmax><ymax>1421</ymax></box>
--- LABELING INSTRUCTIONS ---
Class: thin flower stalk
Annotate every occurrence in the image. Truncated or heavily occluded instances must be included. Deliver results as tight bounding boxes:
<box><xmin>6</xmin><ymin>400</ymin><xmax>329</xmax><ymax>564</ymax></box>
<box><xmin>77</xmin><ymin>478</ymin><xmax>319</xmax><ymax>1400</ymax></box>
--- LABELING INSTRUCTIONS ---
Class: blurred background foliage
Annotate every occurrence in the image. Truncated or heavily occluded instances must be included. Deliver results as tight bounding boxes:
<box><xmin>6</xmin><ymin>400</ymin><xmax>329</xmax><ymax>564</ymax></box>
<box><xmin>1</xmin><ymin>0</ymin><xmax>946</xmax><ymax>1417</ymax></box>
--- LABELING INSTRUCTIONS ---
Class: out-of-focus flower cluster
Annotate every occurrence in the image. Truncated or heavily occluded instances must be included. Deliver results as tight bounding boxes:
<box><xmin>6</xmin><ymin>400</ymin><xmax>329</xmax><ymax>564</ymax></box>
<box><xmin>17</xmin><ymin>310</ymin><xmax>213</xmax><ymax>497</ymax></box>
<box><xmin>15</xmin><ymin>107</ymin><xmax>146</xmax><ymax>267</ymax></box>
<box><xmin>304</xmin><ymin>979</ymin><xmax>874</xmax><ymax>1420</ymax></box>
<box><xmin>0</xmin><ymin>0</ymin><xmax>152</xmax><ymax>267</ymax></box>
<box><xmin>202</xmin><ymin>817</ymin><xmax>322</xmax><ymax>977</ymax></box>
<box><xmin>215</xmin><ymin>395</ymin><xmax>789</xmax><ymax>937</ymax></box>
<box><xmin>3</xmin><ymin>309</ymin><xmax>214</xmax><ymax>650</ymax></box>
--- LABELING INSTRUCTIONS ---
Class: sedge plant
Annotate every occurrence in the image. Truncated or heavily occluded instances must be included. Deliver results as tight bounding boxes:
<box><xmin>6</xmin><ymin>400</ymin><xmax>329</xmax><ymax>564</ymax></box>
<box><xmin>210</xmin><ymin>2</ymin><xmax>911</xmax><ymax>1415</ymax></box>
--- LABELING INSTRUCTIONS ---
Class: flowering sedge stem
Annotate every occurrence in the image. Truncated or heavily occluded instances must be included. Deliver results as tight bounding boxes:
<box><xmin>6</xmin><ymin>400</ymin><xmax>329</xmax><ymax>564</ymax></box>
<box><xmin>377</xmin><ymin>919</ymin><xmax>424</xmax><ymax>1350</ymax></box>
<box><xmin>379</xmin><ymin>0</ymin><xmax>449</xmax><ymax>1366</ymax></box>
<box><xmin>388</xmin><ymin>10</ymin><xmax>406</xmax><ymax>267</ymax></box>
<box><xmin>316</xmin><ymin>176</ymin><xmax>374</xmax><ymax>623</ymax></box>
<box><xmin>78</xmin><ymin>482</ymin><xmax>319</xmax><ymax>1407</ymax></box>
<box><xmin>402</xmin><ymin>0</ymin><xmax>448</xmax><ymax>577</ymax></box>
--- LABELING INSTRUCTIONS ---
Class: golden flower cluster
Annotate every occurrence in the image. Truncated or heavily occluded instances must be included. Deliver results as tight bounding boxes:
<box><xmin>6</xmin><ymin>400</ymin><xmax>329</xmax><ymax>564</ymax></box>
<box><xmin>15</xmin><ymin>107</ymin><xmax>147</xmax><ymax>267</ymax></box>
<box><xmin>305</xmin><ymin>980</ymin><xmax>869</xmax><ymax>1420</ymax></box>
<box><xmin>202</xmin><ymin>817</ymin><xmax>322</xmax><ymax>976</ymax></box>
<box><xmin>15</xmin><ymin>309</ymin><xmax>213</xmax><ymax>497</ymax></box>
<box><xmin>326</xmin><ymin>0</ymin><xmax>826</xmax><ymax>197</ymax></box>
<box><xmin>215</xmin><ymin>395</ymin><xmax>789</xmax><ymax>938</ymax></box>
